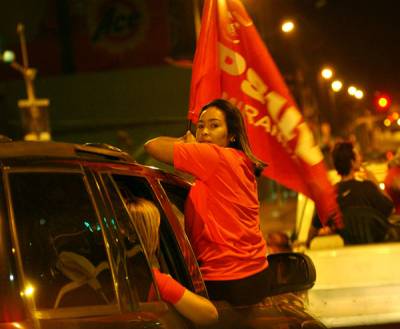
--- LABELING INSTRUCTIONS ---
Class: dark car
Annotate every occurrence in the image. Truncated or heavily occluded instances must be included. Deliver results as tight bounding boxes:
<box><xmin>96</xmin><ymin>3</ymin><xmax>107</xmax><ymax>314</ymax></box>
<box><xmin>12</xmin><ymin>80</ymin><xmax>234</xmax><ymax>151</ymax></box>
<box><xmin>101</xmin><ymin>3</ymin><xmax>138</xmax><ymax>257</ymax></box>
<box><xmin>0</xmin><ymin>140</ymin><xmax>325</xmax><ymax>329</ymax></box>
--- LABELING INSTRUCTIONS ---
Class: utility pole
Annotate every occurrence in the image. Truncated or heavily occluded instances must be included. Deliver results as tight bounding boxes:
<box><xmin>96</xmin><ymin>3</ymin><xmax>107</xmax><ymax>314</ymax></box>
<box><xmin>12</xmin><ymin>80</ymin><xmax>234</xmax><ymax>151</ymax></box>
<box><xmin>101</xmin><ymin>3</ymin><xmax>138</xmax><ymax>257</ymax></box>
<box><xmin>192</xmin><ymin>0</ymin><xmax>201</xmax><ymax>40</ymax></box>
<box><xmin>1</xmin><ymin>23</ymin><xmax>51</xmax><ymax>141</ymax></box>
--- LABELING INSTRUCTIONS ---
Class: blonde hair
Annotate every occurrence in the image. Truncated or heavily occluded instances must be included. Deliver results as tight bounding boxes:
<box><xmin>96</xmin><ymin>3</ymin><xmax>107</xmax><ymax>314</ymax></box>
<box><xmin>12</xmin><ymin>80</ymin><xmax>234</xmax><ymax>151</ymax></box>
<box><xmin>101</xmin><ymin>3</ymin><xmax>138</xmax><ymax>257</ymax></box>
<box><xmin>126</xmin><ymin>198</ymin><xmax>160</xmax><ymax>257</ymax></box>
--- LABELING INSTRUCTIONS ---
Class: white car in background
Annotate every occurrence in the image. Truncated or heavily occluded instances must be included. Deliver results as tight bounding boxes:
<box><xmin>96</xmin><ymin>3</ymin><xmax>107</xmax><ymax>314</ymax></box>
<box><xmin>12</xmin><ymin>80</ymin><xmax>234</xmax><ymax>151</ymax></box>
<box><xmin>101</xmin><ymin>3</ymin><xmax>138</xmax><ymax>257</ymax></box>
<box><xmin>293</xmin><ymin>161</ymin><xmax>400</xmax><ymax>328</ymax></box>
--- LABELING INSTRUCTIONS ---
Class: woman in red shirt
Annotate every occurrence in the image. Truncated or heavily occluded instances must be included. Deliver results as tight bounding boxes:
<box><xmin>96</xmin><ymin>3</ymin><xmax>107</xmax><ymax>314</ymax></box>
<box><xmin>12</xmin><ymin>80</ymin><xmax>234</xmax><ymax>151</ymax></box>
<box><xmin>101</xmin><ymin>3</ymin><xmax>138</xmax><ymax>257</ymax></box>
<box><xmin>145</xmin><ymin>99</ymin><xmax>269</xmax><ymax>306</ymax></box>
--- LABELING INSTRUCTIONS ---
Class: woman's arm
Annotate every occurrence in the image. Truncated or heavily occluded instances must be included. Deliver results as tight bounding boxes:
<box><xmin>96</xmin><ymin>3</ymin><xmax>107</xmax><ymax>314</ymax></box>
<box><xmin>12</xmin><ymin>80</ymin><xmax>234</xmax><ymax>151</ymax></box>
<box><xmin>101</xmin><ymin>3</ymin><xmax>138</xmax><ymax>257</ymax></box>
<box><xmin>144</xmin><ymin>136</ymin><xmax>180</xmax><ymax>165</ymax></box>
<box><xmin>153</xmin><ymin>268</ymin><xmax>218</xmax><ymax>325</ymax></box>
<box><xmin>144</xmin><ymin>132</ymin><xmax>195</xmax><ymax>165</ymax></box>
<box><xmin>174</xmin><ymin>289</ymin><xmax>218</xmax><ymax>325</ymax></box>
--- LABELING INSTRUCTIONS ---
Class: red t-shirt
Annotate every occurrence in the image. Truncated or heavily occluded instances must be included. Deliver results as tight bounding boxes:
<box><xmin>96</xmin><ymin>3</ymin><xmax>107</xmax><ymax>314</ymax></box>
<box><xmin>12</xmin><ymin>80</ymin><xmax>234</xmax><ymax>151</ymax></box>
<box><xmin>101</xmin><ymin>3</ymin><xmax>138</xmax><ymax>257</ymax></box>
<box><xmin>174</xmin><ymin>143</ymin><xmax>268</xmax><ymax>281</ymax></box>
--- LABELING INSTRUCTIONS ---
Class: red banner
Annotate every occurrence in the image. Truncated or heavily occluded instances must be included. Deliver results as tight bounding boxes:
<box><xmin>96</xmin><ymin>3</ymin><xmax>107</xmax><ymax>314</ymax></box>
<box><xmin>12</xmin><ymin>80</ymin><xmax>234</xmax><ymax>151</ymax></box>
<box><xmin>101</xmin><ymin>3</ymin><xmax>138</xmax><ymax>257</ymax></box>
<box><xmin>189</xmin><ymin>0</ymin><xmax>341</xmax><ymax>226</ymax></box>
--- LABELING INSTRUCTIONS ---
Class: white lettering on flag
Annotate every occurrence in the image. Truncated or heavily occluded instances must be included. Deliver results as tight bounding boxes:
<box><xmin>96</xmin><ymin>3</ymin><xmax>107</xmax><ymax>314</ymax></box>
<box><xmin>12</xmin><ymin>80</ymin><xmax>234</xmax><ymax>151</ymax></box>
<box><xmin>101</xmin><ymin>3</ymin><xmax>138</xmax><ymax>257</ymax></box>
<box><xmin>241</xmin><ymin>68</ymin><xmax>268</xmax><ymax>104</ymax></box>
<box><xmin>219</xmin><ymin>42</ymin><xmax>246</xmax><ymax>76</ymax></box>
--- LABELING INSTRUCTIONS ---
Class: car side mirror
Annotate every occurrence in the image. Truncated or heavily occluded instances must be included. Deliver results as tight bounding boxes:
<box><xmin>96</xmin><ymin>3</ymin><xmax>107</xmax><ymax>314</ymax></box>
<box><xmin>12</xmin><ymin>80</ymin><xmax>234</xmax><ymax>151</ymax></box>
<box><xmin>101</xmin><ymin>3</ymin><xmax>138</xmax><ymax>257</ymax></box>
<box><xmin>266</xmin><ymin>252</ymin><xmax>316</xmax><ymax>296</ymax></box>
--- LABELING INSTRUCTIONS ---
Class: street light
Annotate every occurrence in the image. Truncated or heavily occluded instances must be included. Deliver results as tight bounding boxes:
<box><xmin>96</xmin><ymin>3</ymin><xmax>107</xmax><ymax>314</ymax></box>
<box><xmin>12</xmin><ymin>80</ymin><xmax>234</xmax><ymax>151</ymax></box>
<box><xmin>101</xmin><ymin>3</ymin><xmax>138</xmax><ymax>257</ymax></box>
<box><xmin>354</xmin><ymin>89</ymin><xmax>364</xmax><ymax>99</ymax></box>
<box><xmin>281</xmin><ymin>20</ymin><xmax>295</xmax><ymax>33</ymax></box>
<box><xmin>0</xmin><ymin>23</ymin><xmax>51</xmax><ymax>141</ymax></box>
<box><xmin>331</xmin><ymin>80</ymin><xmax>343</xmax><ymax>92</ymax></box>
<box><xmin>348</xmin><ymin>86</ymin><xmax>357</xmax><ymax>96</ymax></box>
<box><xmin>316</xmin><ymin>67</ymin><xmax>335</xmax><ymax>136</ymax></box>
<box><xmin>321</xmin><ymin>67</ymin><xmax>333</xmax><ymax>80</ymax></box>
<box><xmin>0</xmin><ymin>50</ymin><xmax>15</xmax><ymax>63</ymax></box>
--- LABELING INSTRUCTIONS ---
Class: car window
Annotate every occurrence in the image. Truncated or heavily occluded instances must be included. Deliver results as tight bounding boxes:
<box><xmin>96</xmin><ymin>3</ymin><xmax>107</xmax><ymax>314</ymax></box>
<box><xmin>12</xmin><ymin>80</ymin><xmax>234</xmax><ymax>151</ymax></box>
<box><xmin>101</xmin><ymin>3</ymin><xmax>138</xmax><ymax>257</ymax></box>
<box><xmin>100</xmin><ymin>174</ymin><xmax>155</xmax><ymax>303</ymax></box>
<box><xmin>8</xmin><ymin>172</ymin><xmax>116</xmax><ymax>310</ymax></box>
<box><xmin>159</xmin><ymin>181</ymin><xmax>205</xmax><ymax>294</ymax></box>
<box><xmin>159</xmin><ymin>181</ymin><xmax>189</xmax><ymax>229</ymax></box>
<box><xmin>109</xmin><ymin>174</ymin><xmax>195</xmax><ymax>292</ymax></box>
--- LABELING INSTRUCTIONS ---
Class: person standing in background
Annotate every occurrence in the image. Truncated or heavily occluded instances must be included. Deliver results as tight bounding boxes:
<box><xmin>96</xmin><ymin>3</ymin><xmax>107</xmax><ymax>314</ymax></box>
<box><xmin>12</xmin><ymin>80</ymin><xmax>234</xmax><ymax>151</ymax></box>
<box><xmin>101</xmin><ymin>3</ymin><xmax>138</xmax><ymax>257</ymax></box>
<box><xmin>309</xmin><ymin>141</ymin><xmax>393</xmax><ymax>245</ymax></box>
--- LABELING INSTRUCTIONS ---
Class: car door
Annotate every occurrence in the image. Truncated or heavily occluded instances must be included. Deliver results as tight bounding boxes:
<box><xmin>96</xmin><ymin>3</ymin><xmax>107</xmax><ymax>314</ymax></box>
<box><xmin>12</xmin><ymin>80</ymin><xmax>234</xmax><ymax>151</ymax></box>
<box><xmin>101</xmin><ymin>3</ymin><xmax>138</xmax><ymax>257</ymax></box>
<box><xmin>4</xmin><ymin>162</ymin><xmax>172</xmax><ymax>329</ymax></box>
<box><xmin>154</xmin><ymin>178</ymin><xmax>208</xmax><ymax>296</ymax></box>
<box><xmin>89</xmin><ymin>167</ymin><xmax>193</xmax><ymax>329</ymax></box>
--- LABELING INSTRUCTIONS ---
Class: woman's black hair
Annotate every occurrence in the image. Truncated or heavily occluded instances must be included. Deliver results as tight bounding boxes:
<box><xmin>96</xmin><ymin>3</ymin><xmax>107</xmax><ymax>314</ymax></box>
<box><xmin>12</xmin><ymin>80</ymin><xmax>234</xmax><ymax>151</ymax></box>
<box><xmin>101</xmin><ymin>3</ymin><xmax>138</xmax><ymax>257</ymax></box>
<box><xmin>200</xmin><ymin>99</ymin><xmax>266</xmax><ymax>177</ymax></box>
<box><xmin>331</xmin><ymin>142</ymin><xmax>355</xmax><ymax>176</ymax></box>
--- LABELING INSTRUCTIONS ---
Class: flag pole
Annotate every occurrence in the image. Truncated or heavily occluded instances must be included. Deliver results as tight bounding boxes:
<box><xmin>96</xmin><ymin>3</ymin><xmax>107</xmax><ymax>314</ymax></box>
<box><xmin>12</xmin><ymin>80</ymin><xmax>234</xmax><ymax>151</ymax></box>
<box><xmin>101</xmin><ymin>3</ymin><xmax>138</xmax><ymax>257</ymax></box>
<box><xmin>188</xmin><ymin>0</ymin><xmax>202</xmax><ymax>133</ymax></box>
<box><xmin>187</xmin><ymin>119</ymin><xmax>193</xmax><ymax>133</ymax></box>
<box><xmin>193</xmin><ymin>0</ymin><xmax>201</xmax><ymax>40</ymax></box>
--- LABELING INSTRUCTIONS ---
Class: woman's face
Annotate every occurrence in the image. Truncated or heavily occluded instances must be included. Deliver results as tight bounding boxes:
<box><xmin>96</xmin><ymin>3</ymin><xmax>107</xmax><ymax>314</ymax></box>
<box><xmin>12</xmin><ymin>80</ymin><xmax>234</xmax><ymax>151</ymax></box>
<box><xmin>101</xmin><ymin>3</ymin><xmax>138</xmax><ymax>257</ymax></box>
<box><xmin>196</xmin><ymin>107</ymin><xmax>230</xmax><ymax>147</ymax></box>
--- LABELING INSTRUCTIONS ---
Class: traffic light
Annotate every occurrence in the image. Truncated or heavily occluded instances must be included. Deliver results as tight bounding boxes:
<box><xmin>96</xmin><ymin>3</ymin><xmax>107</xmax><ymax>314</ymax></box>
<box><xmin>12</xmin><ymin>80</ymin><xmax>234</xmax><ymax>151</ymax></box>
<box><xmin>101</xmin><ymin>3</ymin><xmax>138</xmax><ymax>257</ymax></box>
<box><xmin>374</xmin><ymin>93</ymin><xmax>392</xmax><ymax>112</ymax></box>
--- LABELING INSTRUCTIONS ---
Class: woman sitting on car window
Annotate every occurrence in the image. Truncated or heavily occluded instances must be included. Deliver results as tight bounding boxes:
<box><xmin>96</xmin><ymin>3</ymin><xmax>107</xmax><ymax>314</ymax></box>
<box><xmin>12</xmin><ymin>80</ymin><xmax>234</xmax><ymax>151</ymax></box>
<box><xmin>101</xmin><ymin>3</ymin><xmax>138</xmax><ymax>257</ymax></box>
<box><xmin>126</xmin><ymin>197</ymin><xmax>218</xmax><ymax>325</ymax></box>
<box><xmin>145</xmin><ymin>99</ymin><xmax>270</xmax><ymax>306</ymax></box>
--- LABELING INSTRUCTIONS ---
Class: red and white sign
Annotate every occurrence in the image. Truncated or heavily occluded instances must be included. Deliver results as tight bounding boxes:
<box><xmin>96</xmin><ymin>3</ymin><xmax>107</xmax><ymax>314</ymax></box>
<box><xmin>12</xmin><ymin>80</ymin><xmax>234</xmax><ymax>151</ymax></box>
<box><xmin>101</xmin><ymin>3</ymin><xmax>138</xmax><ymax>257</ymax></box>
<box><xmin>71</xmin><ymin>0</ymin><xmax>170</xmax><ymax>71</ymax></box>
<box><xmin>189</xmin><ymin>0</ymin><xmax>341</xmax><ymax>226</ymax></box>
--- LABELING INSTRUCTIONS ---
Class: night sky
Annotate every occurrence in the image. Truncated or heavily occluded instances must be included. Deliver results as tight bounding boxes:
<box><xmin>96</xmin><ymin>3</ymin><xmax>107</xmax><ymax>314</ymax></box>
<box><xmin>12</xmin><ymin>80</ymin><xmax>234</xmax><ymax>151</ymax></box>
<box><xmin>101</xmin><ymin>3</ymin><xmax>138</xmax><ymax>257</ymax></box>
<box><xmin>266</xmin><ymin>0</ymin><xmax>400</xmax><ymax>98</ymax></box>
<box><xmin>2</xmin><ymin>0</ymin><xmax>398</xmax><ymax>99</ymax></box>
<box><xmin>318</xmin><ymin>1</ymin><xmax>398</xmax><ymax>93</ymax></box>
<box><xmin>1</xmin><ymin>0</ymin><xmax>399</xmax><ymax>103</ymax></box>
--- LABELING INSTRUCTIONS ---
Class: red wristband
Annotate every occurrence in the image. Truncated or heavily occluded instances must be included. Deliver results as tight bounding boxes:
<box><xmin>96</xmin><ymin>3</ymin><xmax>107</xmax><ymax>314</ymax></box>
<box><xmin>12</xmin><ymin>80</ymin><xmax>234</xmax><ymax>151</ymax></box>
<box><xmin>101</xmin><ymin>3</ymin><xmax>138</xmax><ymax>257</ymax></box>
<box><xmin>153</xmin><ymin>269</ymin><xmax>185</xmax><ymax>304</ymax></box>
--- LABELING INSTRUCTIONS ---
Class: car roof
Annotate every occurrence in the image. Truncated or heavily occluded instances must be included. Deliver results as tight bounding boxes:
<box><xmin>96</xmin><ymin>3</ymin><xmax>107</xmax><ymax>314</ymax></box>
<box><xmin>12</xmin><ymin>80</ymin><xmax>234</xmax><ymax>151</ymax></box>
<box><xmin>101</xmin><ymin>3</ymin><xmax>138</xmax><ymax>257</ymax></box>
<box><xmin>0</xmin><ymin>140</ymin><xmax>191</xmax><ymax>187</ymax></box>
<box><xmin>0</xmin><ymin>140</ymin><xmax>135</xmax><ymax>163</ymax></box>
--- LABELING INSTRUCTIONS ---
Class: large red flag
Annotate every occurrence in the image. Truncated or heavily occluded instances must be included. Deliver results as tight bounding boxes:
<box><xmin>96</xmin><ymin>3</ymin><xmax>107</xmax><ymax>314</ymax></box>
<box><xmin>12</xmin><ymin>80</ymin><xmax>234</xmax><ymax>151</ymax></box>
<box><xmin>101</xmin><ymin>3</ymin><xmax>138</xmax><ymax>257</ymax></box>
<box><xmin>189</xmin><ymin>0</ymin><xmax>341</xmax><ymax>226</ymax></box>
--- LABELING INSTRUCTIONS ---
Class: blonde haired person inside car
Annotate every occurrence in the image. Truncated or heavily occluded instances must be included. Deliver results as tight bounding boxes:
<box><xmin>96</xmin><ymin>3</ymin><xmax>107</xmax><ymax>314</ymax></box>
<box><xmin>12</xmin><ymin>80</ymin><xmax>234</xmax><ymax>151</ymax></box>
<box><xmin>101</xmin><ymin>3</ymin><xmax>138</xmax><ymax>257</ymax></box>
<box><xmin>145</xmin><ymin>99</ymin><xmax>270</xmax><ymax>306</ymax></box>
<box><xmin>126</xmin><ymin>197</ymin><xmax>218</xmax><ymax>325</ymax></box>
